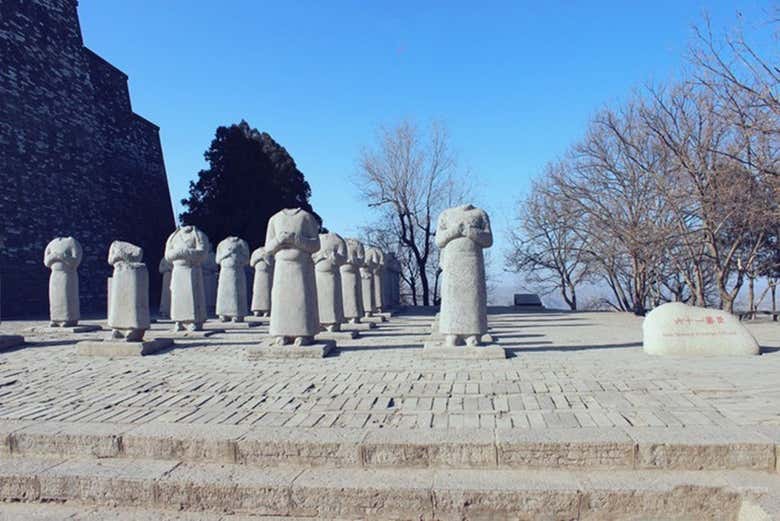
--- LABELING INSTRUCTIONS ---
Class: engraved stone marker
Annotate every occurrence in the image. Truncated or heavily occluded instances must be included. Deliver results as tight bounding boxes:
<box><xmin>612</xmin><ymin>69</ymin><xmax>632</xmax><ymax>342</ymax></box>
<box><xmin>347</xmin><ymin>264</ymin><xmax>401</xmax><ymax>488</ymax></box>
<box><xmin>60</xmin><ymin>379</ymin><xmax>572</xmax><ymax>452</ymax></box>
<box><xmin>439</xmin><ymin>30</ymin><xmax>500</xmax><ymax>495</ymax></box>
<box><xmin>643</xmin><ymin>302</ymin><xmax>760</xmax><ymax>356</ymax></box>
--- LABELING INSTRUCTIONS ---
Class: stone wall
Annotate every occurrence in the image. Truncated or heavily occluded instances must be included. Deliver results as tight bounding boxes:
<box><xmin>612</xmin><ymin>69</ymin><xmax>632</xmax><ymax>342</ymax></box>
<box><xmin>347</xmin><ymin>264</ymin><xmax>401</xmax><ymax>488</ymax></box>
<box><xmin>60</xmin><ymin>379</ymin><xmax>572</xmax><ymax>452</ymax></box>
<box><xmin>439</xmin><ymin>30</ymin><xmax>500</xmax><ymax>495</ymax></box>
<box><xmin>0</xmin><ymin>0</ymin><xmax>175</xmax><ymax>317</ymax></box>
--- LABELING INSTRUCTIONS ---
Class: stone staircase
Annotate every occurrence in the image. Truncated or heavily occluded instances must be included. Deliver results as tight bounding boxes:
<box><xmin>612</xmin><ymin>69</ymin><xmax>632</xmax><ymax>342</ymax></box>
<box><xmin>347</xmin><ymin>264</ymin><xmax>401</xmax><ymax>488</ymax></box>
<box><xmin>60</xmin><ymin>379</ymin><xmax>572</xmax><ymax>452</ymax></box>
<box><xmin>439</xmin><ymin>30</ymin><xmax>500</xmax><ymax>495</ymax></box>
<box><xmin>0</xmin><ymin>420</ymin><xmax>779</xmax><ymax>520</ymax></box>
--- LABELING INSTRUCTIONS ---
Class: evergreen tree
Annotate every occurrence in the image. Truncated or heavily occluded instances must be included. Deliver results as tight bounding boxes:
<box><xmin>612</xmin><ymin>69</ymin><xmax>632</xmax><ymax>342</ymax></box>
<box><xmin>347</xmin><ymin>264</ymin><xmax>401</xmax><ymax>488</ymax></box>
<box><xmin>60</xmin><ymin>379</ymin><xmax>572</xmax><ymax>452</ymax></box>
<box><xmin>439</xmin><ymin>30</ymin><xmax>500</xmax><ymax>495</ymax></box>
<box><xmin>180</xmin><ymin>120</ymin><xmax>322</xmax><ymax>248</ymax></box>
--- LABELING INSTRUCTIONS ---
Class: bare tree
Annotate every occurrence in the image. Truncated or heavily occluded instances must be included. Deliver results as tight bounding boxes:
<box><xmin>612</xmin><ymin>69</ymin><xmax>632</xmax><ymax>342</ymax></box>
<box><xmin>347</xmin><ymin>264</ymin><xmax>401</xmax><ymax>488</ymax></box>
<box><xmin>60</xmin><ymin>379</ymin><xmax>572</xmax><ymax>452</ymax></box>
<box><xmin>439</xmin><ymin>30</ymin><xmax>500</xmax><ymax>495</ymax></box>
<box><xmin>642</xmin><ymin>83</ymin><xmax>777</xmax><ymax>312</ymax></box>
<box><xmin>506</xmin><ymin>171</ymin><xmax>591</xmax><ymax>310</ymax></box>
<box><xmin>355</xmin><ymin>120</ymin><xmax>468</xmax><ymax>306</ymax></box>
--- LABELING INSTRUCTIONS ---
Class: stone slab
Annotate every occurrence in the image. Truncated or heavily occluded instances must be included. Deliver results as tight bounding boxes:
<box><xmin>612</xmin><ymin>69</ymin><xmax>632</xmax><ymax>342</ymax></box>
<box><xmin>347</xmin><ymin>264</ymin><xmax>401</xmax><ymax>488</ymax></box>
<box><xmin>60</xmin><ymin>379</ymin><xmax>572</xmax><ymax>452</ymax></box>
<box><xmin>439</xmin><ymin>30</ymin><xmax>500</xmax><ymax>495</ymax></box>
<box><xmin>362</xmin><ymin>428</ymin><xmax>496</xmax><ymax>468</ymax></box>
<box><xmin>626</xmin><ymin>426</ymin><xmax>775</xmax><ymax>471</ymax></box>
<box><xmin>216</xmin><ymin>321</ymin><xmax>263</xmax><ymax>329</ymax></box>
<box><xmin>163</xmin><ymin>328</ymin><xmax>224</xmax><ymax>339</ymax></box>
<box><xmin>361</xmin><ymin>315</ymin><xmax>386</xmax><ymax>323</ymax></box>
<box><xmin>340</xmin><ymin>322</ymin><xmax>376</xmax><ymax>331</ymax></box>
<box><xmin>422</xmin><ymin>342</ymin><xmax>506</xmax><ymax>359</ymax></box>
<box><xmin>0</xmin><ymin>335</ymin><xmax>24</xmax><ymax>351</ymax></box>
<box><xmin>28</xmin><ymin>325</ymin><xmax>102</xmax><ymax>334</ymax></box>
<box><xmin>496</xmin><ymin>427</ymin><xmax>635</xmax><ymax>469</ymax></box>
<box><xmin>75</xmin><ymin>338</ymin><xmax>173</xmax><ymax>357</ymax></box>
<box><xmin>247</xmin><ymin>340</ymin><xmax>336</xmax><ymax>360</ymax></box>
<box><xmin>316</xmin><ymin>330</ymin><xmax>358</xmax><ymax>340</ymax></box>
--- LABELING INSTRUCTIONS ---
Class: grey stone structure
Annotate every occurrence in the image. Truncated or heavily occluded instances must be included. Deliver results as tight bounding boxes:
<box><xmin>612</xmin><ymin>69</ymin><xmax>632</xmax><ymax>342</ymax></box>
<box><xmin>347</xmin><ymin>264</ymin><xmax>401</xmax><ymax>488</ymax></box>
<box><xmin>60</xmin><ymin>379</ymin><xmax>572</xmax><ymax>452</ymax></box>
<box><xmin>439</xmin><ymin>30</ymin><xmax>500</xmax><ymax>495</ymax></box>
<box><xmin>0</xmin><ymin>0</ymin><xmax>175</xmax><ymax>317</ymax></box>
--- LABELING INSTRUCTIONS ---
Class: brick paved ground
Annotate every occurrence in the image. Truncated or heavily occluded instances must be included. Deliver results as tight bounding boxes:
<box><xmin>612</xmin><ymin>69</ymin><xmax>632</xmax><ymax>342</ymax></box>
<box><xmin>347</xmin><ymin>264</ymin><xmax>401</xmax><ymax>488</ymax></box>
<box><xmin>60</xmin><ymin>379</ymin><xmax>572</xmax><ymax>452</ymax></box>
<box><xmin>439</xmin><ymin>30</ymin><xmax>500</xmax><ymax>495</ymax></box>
<box><xmin>0</xmin><ymin>308</ymin><xmax>778</xmax><ymax>432</ymax></box>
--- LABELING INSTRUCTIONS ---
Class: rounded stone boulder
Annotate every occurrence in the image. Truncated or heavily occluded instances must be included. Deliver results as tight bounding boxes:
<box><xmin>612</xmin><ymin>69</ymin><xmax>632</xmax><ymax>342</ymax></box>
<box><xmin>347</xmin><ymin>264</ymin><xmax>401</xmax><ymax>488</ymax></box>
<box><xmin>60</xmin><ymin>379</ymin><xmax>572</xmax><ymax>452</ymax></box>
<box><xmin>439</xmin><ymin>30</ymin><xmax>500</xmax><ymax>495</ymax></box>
<box><xmin>642</xmin><ymin>302</ymin><xmax>760</xmax><ymax>357</ymax></box>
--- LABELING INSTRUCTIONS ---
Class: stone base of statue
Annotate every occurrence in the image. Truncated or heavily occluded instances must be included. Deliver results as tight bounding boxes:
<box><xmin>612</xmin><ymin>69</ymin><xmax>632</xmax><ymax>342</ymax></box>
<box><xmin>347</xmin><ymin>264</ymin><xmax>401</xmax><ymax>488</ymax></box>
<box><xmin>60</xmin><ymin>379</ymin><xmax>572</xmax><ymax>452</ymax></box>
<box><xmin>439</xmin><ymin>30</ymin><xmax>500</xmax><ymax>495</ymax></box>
<box><xmin>0</xmin><ymin>335</ymin><xmax>24</xmax><ymax>351</ymax></box>
<box><xmin>422</xmin><ymin>341</ymin><xmax>506</xmax><ymax>360</ymax></box>
<box><xmin>168</xmin><ymin>326</ymin><xmax>225</xmax><ymax>338</ymax></box>
<box><xmin>247</xmin><ymin>339</ymin><xmax>336</xmax><ymax>360</ymax></box>
<box><xmin>341</xmin><ymin>321</ymin><xmax>376</xmax><ymax>331</ymax></box>
<box><xmin>29</xmin><ymin>324</ymin><xmax>102</xmax><ymax>334</ymax></box>
<box><xmin>218</xmin><ymin>319</ymin><xmax>264</xmax><ymax>329</ymax></box>
<box><xmin>376</xmin><ymin>311</ymin><xmax>393</xmax><ymax>320</ymax></box>
<box><xmin>316</xmin><ymin>329</ymin><xmax>358</xmax><ymax>341</ymax></box>
<box><xmin>76</xmin><ymin>338</ymin><xmax>173</xmax><ymax>357</ymax></box>
<box><xmin>361</xmin><ymin>315</ymin><xmax>386</xmax><ymax>324</ymax></box>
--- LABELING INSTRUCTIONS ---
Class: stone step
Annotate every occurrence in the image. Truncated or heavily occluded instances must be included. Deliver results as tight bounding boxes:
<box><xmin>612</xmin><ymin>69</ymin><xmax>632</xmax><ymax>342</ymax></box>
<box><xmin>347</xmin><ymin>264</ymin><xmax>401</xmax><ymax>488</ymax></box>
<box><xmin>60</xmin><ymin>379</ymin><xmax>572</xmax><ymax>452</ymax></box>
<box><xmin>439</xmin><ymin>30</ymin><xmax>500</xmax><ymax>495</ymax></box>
<box><xmin>0</xmin><ymin>502</ymin><xmax>331</xmax><ymax>520</ymax></box>
<box><xmin>2</xmin><ymin>420</ymin><xmax>778</xmax><ymax>472</ymax></box>
<box><xmin>0</xmin><ymin>455</ymin><xmax>778</xmax><ymax>520</ymax></box>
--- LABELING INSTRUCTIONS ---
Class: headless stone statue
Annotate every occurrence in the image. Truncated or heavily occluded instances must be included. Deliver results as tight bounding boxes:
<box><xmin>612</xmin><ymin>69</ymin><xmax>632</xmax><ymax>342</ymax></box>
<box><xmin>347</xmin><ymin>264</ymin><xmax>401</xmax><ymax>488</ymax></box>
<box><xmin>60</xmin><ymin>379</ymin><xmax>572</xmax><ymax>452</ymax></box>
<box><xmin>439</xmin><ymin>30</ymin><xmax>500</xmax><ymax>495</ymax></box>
<box><xmin>340</xmin><ymin>239</ymin><xmax>365</xmax><ymax>323</ymax></box>
<box><xmin>266</xmin><ymin>208</ymin><xmax>321</xmax><ymax>345</ymax></box>
<box><xmin>313</xmin><ymin>232</ymin><xmax>347</xmax><ymax>332</ymax></box>
<box><xmin>202</xmin><ymin>250</ymin><xmax>219</xmax><ymax>314</ymax></box>
<box><xmin>164</xmin><ymin>226</ymin><xmax>209</xmax><ymax>332</ymax></box>
<box><xmin>366</xmin><ymin>247</ymin><xmax>385</xmax><ymax>313</ymax></box>
<box><xmin>436</xmin><ymin>204</ymin><xmax>492</xmax><ymax>347</ymax></box>
<box><xmin>384</xmin><ymin>252</ymin><xmax>402</xmax><ymax>308</ymax></box>
<box><xmin>44</xmin><ymin>237</ymin><xmax>82</xmax><ymax>327</ymax></box>
<box><xmin>158</xmin><ymin>258</ymin><xmax>172</xmax><ymax>319</ymax></box>
<box><xmin>360</xmin><ymin>247</ymin><xmax>376</xmax><ymax>317</ymax></box>
<box><xmin>107</xmin><ymin>241</ymin><xmax>150</xmax><ymax>342</ymax></box>
<box><xmin>215</xmin><ymin>236</ymin><xmax>250</xmax><ymax>322</ymax></box>
<box><xmin>250</xmin><ymin>247</ymin><xmax>273</xmax><ymax>317</ymax></box>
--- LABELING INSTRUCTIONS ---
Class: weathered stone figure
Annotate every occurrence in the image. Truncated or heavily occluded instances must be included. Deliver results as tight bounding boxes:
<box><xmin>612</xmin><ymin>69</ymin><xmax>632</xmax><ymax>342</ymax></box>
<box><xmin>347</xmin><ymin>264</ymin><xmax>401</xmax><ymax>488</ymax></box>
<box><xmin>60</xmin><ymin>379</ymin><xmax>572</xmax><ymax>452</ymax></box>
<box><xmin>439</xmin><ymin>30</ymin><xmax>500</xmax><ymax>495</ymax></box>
<box><xmin>340</xmin><ymin>239</ymin><xmax>365</xmax><ymax>323</ymax></box>
<box><xmin>164</xmin><ymin>226</ymin><xmax>209</xmax><ymax>332</ymax></box>
<box><xmin>250</xmin><ymin>247</ymin><xmax>274</xmax><ymax>317</ymax></box>
<box><xmin>384</xmin><ymin>252</ymin><xmax>402</xmax><ymax>308</ymax></box>
<box><xmin>436</xmin><ymin>204</ymin><xmax>493</xmax><ymax>346</ymax></box>
<box><xmin>314</xmin><ymin>233</ymin><xmax>348</xmax><ymax>331</ymax></box>
<box><xmin>360</xmin><ymin>249</ymin><xmax>376</xmax><ymax>317</ymax></box>
<box><xmin>266</xmin><ymin>208</ymin><xmax>321</xmax><ymax>345</ymax></box>
<box><xmin>44</xmin><ymin>237</ymin><xmax>83</xmax><ymax>327</ymax></box>
<box><xmin>202</xmin><ymin>250</ymin><xmax>219</xmax><ymax>314</ymax></box>
<box><xmin>366</xmin><ymin>247</ymin><xmax>385</xmax><ymax>313</ymax></box>
<box><xmin>107</xmin><ymin>241</ymin><xmax>150</xmax><ymax>341</ymax></box>
<box><xmin>215</xmin><ymin>237</ymin><xmax>250</xmax><ymax>322</ymax></box>
<box><xmin>158</xmin><ymin>258</ymin><xmax>172</xmax><ymax>319</ymax></box>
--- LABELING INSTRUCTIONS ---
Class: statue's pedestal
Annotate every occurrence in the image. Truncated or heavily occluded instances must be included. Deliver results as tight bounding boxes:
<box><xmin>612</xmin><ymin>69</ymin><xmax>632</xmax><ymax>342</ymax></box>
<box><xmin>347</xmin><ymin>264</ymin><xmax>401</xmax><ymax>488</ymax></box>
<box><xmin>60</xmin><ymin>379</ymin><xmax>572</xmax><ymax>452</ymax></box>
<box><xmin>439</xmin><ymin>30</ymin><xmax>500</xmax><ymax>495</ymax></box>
<box><xmin>0</xmin><ymin>335</ymin><xmax>24</xmax><ymax>351</ymax></box>
<box><xmin>341</xmin><ymin>322</ymin><xmax>376</xmax><ymax>332</ymax></box>
<box><xmin>376</xmin><ymin>311</ymin><xmax>393</xmax><ymax>320</ymax></box>
<box><xmin>362</xmin><ymin>315</ymin><xmax>386</xmax><ymax>324</ymax></box>
<box><xmin>317</xmin><ymin>330</ymin><xmax>358</xmax><ymax>341</ymax></box>
<box><xmin>167</xmin><ymin>328</ymin><xmax>224</xmax><ymax>338</ymax></box>
<box><xmin>218</xmin><ymin>320</ymin><xmax>264</xmax><ymax>329</ymax></box>
<box><xmin>422</xmin><ymin>341</ymin><xmax>506</xmax><ymax>360</ymax></box>
<box><xmin>247</xmin><ymin>340</ymin><xmax>336</xmax><ymax>360</ymax></box>
<box><xmin>29</xmin><ymin>324</ymin><xmax>101</xmax><ymax>334</ymax></box>
<box><xmin>76</xmin><ymin>338</ymin><xmax>173</xmax><ymax>357</ymax></box>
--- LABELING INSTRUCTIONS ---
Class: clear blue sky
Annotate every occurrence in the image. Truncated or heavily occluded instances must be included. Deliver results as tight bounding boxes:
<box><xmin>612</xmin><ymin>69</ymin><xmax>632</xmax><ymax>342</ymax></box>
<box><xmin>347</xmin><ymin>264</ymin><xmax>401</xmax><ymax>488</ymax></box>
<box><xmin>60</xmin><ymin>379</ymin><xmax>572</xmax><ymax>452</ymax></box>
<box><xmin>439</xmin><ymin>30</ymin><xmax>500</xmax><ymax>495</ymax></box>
<box><xmin>78</xmin><ymin>0</ymin><xmax>771</xmax><ymax>301</ymax></box>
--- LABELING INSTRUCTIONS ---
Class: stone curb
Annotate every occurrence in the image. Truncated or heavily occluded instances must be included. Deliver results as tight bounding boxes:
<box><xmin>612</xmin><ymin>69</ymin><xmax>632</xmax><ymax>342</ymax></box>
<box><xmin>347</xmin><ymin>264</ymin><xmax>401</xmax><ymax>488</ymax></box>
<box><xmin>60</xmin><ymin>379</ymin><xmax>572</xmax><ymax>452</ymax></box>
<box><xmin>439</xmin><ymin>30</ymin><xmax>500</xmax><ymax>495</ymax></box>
<box><xmin>0</xmin><ymin>420</ymin><xmax>776</xmax><ymax>472</ymax></box>
<box><xmin>0</xmin><ymin>456</ymin><xmax>770</xmax><ymax>519</ymax></box>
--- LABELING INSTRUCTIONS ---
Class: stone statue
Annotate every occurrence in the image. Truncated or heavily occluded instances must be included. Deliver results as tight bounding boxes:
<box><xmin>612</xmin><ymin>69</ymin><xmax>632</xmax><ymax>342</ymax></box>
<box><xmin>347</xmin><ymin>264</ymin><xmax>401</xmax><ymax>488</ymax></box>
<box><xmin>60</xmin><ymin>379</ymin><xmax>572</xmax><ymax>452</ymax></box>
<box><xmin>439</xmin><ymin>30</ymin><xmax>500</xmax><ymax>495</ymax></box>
<box><xmin>360</xmin><ymin>247</ymin><xmax>376</xmax><ymax>317</ymax></box>
<box><xmin>107</xmin><ymin>241</ymin><xmax>150</xmax><ymax>341</ymax></box>
<box><xmin>158</xmin><ymin>258</ymin><xmax>172</xmax><ymax>319</ymax></box>
<box><xmin>435</xmin><ymin>204</ymin><xmax>492</xmax><ymax>347</ymax></box>
<box><xmin>250</xmin><ymin>246</ymin><xmax>273</xmax><ymax>317</ymax></box>
<box><xmin>313</xmin><ymin>232</ymin><xmax>347</xmax><ymax>332</ymax></box>
<box><xmin>202</xmin><ymin>250</ymin><xmax>219</xmax><ymax>314</ymax></box>
<box><xmin>215</xmin><ymin>236</ymin><xmax>250</xmax><ymax>322</ymax></box>
<box><xmin>340</xmin><ymin>239</ymin><xmax>365</xmax><ymax>324</ymax></box>
<box><xmin>164</xmin><ymin>226</ymin><xmax>209</xmax><ymax>332</ymax></box>
<box><xmin>43</xmin><ymin>237</ymin><xmax>83</xmax><ymax>327</ymax></box>
<box><xmin>384</xmin><ymin>252</ymin><xmax>402</xmax><ymax>308</ymax></box>
<box><xmin>366</xmin><ymin>247</ymin><xmax>385</xmax><ymax>313</ymax></box>
<box><xmin>265</xmin><ymin>208</ymin><xmax>321</xmax><ymax>345</ymax></box>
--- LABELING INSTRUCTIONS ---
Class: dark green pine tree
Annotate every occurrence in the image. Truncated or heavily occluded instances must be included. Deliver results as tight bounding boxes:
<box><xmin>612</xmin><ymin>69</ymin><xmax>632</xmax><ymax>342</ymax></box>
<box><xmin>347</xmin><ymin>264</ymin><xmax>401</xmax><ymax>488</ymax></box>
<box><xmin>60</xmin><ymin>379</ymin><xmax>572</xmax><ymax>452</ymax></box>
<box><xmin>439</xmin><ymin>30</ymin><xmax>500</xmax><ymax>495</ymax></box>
<box><xmin>180</xmin><ymin>120</ymin><xmax>322</xmax><ymax>248</ymax></box>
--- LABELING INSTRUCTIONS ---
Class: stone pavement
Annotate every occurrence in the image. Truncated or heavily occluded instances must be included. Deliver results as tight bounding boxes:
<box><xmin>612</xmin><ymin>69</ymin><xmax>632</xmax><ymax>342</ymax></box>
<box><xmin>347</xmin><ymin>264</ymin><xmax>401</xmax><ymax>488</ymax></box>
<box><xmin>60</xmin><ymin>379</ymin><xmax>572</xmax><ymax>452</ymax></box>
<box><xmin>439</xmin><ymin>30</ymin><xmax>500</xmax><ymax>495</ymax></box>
<box><xmin>0</xmin><ymin>307</ymin><xmax>779</xmax><ymax>432</ymax></box>
<box><xmin>1</xmin><ymin>308</ymin><xmax>780</xmax><ymax>519</ymax></box>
